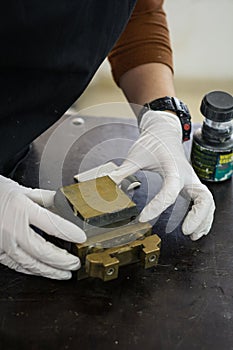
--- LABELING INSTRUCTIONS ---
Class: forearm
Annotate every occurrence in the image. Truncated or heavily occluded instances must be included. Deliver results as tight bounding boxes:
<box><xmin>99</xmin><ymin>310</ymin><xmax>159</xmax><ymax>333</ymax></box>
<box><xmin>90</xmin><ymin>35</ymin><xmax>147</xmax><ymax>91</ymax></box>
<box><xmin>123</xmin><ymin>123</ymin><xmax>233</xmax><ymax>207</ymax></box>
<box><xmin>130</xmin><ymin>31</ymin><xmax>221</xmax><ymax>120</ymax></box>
<box><xmin>108</xmin><ymin>0</ymin><xmax>174</xmax><ymax>106</ymax></box>
<box><xmin>119</xmin><ymin>62</ymin><xmax>175</xmax><ymax>106</ymax></box>
<box><xmin>108</xmin><ymin>0</ymin><xmax>173</xmax><ymax>93</ymax></box>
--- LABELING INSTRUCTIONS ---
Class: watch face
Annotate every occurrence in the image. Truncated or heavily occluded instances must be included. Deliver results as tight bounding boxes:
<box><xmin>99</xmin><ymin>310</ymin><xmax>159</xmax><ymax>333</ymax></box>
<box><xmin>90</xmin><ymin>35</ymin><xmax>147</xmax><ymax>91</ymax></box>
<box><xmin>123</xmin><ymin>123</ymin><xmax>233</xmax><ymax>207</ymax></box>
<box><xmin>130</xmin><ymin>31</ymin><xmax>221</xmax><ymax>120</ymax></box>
<box><xmin>150</xmin><ymin>97</ymin><xmax>175</xmax><ymax>112</ymax></box>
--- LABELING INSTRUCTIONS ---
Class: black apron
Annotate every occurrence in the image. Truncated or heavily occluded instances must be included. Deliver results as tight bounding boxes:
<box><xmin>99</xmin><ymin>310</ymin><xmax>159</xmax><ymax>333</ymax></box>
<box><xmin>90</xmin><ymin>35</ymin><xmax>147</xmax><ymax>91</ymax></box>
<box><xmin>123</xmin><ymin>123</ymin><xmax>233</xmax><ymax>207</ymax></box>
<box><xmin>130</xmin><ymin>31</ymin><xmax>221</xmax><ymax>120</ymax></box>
<box><xmin>0</xmin><ymin>0</ymin><xmax>136</xmax><ymax>174</ymax></box>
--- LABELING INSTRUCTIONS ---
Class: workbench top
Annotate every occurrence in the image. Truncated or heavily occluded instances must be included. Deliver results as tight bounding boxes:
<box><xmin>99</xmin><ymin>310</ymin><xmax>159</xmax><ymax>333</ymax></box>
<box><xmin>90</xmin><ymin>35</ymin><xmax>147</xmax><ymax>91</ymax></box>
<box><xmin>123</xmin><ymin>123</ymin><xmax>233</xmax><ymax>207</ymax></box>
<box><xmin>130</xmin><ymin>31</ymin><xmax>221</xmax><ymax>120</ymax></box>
<box><xmin>0</xmin><ymin>115</ymin><xmax>232</xmax><ymax>350</ymax></box>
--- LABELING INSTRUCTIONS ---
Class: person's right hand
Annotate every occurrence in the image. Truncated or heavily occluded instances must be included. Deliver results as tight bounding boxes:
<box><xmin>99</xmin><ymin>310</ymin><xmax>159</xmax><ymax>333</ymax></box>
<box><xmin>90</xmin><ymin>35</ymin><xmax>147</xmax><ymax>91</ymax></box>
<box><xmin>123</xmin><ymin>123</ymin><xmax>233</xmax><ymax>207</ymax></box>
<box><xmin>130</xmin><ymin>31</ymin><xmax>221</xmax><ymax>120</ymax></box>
<box><xmin>110</xmin><ymin>111</ymin><xmax>215</xmax><ymax>241</ymax></box>
<box><xmin>0</xmin><ymin>175</ymin><xmax>86</xmax><ymax>280</ymax></box>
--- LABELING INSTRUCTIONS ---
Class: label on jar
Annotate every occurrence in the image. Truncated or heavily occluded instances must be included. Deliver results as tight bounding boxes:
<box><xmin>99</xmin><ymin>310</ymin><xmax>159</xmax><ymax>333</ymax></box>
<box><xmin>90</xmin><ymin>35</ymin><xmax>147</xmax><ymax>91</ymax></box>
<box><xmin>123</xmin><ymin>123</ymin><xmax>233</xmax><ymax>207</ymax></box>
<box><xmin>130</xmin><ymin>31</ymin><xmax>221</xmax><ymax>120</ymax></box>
<box><xmin>191</xmin><ymin>140</ymin><xmax>233</xmax><ymax>181</ymax></box>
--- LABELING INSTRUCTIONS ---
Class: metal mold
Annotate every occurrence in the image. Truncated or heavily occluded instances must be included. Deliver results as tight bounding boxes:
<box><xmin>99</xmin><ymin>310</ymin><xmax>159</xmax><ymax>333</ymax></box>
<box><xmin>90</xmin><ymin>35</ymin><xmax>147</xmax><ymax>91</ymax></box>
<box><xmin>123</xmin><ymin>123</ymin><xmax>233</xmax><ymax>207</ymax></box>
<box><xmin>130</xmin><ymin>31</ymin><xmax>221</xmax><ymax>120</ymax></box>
<box><xmin>54</xmin><ymin>176</ymin><xmax>161</xmax><ymax>281</ymax></box>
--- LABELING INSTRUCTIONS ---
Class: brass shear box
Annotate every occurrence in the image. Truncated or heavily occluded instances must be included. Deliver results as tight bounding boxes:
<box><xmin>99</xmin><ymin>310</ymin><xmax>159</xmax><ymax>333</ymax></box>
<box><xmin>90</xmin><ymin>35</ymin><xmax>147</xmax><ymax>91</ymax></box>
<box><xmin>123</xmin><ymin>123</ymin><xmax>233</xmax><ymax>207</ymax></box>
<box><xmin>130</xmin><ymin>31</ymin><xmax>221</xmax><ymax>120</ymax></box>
<box><xmin>54</xmin><ymin>176</ymin><xmax>161</xmax><ymax>281</ymax></box>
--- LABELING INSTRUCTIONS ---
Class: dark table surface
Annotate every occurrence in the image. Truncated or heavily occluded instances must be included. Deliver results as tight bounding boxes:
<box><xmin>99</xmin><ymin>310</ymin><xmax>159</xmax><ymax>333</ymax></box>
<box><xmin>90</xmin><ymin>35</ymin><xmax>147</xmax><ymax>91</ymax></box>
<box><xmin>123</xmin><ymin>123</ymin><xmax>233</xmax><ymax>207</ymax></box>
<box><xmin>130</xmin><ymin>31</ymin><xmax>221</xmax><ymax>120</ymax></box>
<box><xmin>0</xmin><ymin>114</ymin><xmax>232</xmax><ymax>350</ymax></box>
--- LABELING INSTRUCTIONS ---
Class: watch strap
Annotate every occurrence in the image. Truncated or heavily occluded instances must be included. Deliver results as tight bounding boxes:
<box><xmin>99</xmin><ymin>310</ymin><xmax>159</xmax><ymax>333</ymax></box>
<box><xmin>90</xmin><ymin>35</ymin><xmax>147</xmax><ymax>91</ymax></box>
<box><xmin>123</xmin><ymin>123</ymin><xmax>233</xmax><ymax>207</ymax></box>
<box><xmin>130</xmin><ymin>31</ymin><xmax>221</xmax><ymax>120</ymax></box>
<box><xmin>138</xmin><ymin>96</ymin><xmax>191</xmax><ymax>141</ymax></box>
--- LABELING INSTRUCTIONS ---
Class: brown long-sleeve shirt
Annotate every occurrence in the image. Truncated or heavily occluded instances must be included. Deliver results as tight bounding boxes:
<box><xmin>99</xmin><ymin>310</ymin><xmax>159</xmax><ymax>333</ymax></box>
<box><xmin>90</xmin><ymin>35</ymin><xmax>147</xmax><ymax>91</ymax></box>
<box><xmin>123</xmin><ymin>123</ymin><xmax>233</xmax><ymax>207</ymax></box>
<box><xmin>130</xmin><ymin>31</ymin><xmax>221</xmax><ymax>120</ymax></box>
<box><xmin>108</xmin><ymin>0</ymin><xmax>173</xmax><ymax>85</ymax></box>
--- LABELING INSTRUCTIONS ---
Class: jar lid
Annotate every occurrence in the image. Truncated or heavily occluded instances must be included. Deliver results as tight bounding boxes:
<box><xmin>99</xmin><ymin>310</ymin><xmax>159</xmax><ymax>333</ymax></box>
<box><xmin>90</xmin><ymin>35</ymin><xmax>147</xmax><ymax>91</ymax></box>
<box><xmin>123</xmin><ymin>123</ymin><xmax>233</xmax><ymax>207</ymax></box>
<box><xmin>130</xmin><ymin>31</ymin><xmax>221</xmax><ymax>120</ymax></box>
<box><xmin>200</xmin><ymin>91</ymin><xmax>233</xmax><ymax>122</ymax></box>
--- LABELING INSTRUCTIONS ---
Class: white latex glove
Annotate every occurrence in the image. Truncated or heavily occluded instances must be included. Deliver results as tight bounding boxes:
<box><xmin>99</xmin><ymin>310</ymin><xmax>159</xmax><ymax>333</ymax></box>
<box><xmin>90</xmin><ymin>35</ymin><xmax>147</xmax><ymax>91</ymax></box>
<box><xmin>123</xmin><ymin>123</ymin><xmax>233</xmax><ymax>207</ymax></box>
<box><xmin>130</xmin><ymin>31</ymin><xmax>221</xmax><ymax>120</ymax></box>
<box><xmin>0</xmin><ymin>175</ymin><xmax>86</xmax><ymax>280</ymax></box>
<box><xmin>110</xmin><ymin>111</ymin><xmax>215</xmax><ymax>241</ymax></box>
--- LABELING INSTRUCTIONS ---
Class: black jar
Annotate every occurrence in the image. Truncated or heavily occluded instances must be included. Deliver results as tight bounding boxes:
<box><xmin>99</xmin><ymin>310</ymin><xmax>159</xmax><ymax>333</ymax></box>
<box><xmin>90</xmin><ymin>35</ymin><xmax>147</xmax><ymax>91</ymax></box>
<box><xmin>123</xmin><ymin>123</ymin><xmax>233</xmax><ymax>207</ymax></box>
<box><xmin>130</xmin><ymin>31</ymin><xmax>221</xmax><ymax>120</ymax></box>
<box><xmin>191</xmin><ymin>91</ymin><xmax>233</xmax><ymax>182</ymax></box>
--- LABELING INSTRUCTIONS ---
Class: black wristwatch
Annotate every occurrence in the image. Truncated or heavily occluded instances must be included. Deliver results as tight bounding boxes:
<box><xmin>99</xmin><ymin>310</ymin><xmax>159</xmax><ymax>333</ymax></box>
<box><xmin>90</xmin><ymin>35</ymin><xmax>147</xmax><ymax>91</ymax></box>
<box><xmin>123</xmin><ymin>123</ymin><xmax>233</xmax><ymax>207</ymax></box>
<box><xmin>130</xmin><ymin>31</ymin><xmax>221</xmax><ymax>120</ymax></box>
<box><xmin>138</xmin><ymin>96</ymin><xmax>192</xmax><ymax>142</ymax></box>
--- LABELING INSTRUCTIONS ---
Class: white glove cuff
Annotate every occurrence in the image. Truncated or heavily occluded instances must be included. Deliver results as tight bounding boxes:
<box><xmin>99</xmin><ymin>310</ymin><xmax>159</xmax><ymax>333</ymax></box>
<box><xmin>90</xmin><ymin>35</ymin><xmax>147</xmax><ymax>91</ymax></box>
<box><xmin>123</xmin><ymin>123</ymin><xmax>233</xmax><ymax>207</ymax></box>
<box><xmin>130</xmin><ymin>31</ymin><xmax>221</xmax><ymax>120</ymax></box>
<box><xmin>139</xmin><ymin>110</ymin><xmax>183</xmax><ymax>140</ymax></box>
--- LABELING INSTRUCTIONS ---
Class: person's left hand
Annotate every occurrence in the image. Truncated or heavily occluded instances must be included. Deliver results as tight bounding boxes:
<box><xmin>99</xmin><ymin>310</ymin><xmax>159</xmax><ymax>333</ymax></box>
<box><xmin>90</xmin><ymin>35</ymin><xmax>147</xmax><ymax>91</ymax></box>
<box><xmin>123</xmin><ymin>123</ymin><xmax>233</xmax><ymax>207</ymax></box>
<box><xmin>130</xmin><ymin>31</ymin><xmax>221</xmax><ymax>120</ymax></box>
<box><xmin>110</xmin><ymin>110</ymin><xmax>215</xmax><ymax>240</ymax></box>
